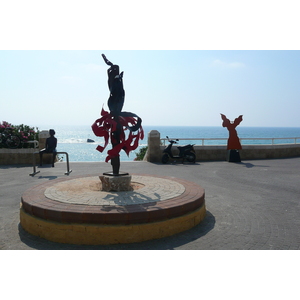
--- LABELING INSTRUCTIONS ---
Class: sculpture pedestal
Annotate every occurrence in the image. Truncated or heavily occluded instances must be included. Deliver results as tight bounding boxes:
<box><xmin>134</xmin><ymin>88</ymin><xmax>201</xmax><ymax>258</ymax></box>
<box><xmin>20</xmin><ymin>175</ymin><xmax>206</xmax><ymax>245</ymax></box>
<box><xmin>227</xmin><ymin>150</ymin><xmax>241</xmax><ymax>162</ymax></box>
<box><xmin>99</xmin><ymin>174</ymin><xmax>132</xmax><ymax>192</ymax></box>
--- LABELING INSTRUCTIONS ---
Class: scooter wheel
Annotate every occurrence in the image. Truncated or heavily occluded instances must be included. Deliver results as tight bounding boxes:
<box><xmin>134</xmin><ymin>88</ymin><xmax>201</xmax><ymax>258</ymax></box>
<box><xmin>162</xmin><ymin>153</ymin><xmax>169</xmax><ymax>164</ymax></box>
<box><xmin>186</xmin><ymin>152</ymin><xmax>196</xmax><ymax>163</ymax></box>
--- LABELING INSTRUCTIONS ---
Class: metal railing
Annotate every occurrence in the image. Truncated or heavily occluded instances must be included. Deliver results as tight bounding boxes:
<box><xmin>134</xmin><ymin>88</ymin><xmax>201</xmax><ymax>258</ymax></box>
<box><xmin>24</xmin><ymin>140</ymin><xmax>39</xmax><ymax>148</ymax></box>
<box><xmin>161</xmin><ymin>137</ymin><xmax>300</xmax><ymax>146</ymax></box>
<box><xmin>30</xmin><ymin>151</ymin><xmax>72</xmax><ymax>176</ymax></box>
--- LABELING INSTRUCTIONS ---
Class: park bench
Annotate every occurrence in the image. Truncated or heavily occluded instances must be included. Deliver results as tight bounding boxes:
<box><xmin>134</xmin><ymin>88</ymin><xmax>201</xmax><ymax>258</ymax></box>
<box><xmin>29</xmin><ymin>151</ymin><xmax>72</xmax><ymax>176</ymax></box>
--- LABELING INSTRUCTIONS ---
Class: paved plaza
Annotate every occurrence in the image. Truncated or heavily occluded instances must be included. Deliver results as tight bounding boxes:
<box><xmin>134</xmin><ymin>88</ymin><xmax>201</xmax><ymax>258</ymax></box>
<box><xmin>1</xmin><ymin>157</ymin><xmax>300</xmax><ymax>250</ymax></box>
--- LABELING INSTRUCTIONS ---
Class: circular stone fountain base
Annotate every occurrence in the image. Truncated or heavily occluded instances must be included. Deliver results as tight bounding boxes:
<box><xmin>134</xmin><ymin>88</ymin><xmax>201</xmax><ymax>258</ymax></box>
<box><xmin>20</xmin><ymin>174</ymin><xmax>206</xmax><ymax>245</ymax></box>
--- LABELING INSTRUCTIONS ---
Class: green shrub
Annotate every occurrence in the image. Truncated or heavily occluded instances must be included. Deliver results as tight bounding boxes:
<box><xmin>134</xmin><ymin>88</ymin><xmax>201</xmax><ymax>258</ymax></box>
<box><xmin>134</xmin><ymin>146</ymin><xmax>148</xmax><ymax>161</ymax></box>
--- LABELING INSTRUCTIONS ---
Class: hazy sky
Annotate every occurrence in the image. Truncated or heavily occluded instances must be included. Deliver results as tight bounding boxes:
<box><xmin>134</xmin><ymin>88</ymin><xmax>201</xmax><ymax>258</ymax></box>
<box><xmin>1</xmin><ymin>1</ymin><xmax>300</xmax><ymax>129</ymax></box>
<box><xmin>1</xmin><ymin>50</ymin><xmax>300</xmax><ymax>128</ymax></box>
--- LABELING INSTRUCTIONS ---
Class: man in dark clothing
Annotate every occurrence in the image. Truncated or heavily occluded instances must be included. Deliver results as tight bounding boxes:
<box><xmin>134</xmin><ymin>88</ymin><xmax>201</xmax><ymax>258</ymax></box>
<box><xmin>39</xmin><ymin>129</ymin><xmax>57</xmax><ymax>167</ymax></box>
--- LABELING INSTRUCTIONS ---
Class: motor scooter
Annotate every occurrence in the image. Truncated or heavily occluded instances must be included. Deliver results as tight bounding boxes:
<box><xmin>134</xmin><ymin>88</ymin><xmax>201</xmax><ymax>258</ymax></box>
<box><xmin>162</xmin><ymin>136</ymin><xmax>196</xmax><ymax>164</ymax></box>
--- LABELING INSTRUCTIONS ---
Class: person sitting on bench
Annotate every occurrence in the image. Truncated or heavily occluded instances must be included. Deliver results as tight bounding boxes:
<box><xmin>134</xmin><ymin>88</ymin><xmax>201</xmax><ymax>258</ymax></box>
<box><xmin>39</xmin><ymin>129</ymin><xmax>57</xmax><ymax>167</ymax></box>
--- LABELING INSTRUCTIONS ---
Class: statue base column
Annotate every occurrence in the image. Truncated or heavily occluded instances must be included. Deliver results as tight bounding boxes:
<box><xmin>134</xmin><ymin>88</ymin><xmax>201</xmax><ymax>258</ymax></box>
<box><xmin>227</xmin><ymin>150</ymin><xmax>241</xmax><ymax>162</ymax></box>
<box><xmin>99</xmin><ymin>173</ymin><xmax>132</xmax><ymax>192</ymax></box>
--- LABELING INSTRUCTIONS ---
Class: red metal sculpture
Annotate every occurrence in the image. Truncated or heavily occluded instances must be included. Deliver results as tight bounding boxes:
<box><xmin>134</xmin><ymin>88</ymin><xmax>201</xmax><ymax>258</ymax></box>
<box><xmin>92</xmin><ymin>54</ymin><xmax>144</xmax><ymax>175</ymax></box>
<box><xmin>221</xmin><ymin>114</ymin><xmax>243</xmax><ymax>162</ymax></box>
<box><xmin>220</xmin><ymin>114</ymin><xmax>243</xmax><ymax>150</ymax></box>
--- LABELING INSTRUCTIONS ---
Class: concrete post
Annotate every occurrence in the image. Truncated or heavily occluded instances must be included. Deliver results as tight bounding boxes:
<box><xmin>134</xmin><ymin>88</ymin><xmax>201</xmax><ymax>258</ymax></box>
<box><xmin>144</xmin><ymin>130</ymin><xmax>161</xmax><ymax>162</ymax></box>
<box><xmin>39</xmin><ymin>130</ymin><xmax>50</xmax><ymax>150</ymax></box>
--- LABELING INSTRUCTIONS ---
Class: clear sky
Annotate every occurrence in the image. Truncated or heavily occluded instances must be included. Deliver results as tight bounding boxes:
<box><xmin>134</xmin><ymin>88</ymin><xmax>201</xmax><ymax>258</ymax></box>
<box><xmin>1</xmin><ymin>50</ymin><xmax>300</xmax><ymax>128</ymax></box>
<box><xmin>1</xmin><ymin>1</ymin><xmax>300</xmax><ymax>129</ymax></box>
<box><xmin>1</xmin><ymin>1</ymin><xmax>299</xmax><ymax>290</ymax></box>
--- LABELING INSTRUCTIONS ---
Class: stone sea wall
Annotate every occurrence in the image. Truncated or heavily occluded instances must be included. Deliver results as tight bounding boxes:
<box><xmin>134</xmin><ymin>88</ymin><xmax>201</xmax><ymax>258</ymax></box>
<box><xmin>2</xmin><ymin>129</ymin><xmax>300</xmax><ymax>164</ymax></box>
<box><xmin>144</xmin><ymin>130</ymin><xmax>300</xmax><ymax>162</ymax></box>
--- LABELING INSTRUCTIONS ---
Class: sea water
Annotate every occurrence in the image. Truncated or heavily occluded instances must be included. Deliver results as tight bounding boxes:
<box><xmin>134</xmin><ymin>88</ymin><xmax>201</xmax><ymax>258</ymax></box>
<box><xmin>40</xmin><ymin>125</ymin><xmax>300</xmax><ymax>162</ymax></box>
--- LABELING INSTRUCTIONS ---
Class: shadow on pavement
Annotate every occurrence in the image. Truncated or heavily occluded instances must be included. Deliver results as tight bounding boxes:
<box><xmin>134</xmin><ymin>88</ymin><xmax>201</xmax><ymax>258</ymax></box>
<box><xmin>37</xmin><ymin>176</ymin><xmax>58</xmax><ymax>180</ymax></box>
<box><xmin>234</xmin><ymin>162</ymin><xmax>270</xmax><ymax>168</ymax></box>
<box><xmin>0</xmin><ymin>164</ymin><xmax>32</xmax><ymax>169</ymax></box>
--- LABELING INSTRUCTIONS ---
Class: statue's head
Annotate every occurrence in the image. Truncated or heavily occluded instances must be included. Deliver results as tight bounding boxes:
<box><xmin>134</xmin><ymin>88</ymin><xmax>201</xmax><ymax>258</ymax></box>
<box><xmin>110</xmin><ymin>65</ymin><xmax>119</xmax><ymax>73</ymax></box>
<box><xmin>107</xmin><ymin>65</ymin><xmax>120</xmax><ymax>81</ymax></box>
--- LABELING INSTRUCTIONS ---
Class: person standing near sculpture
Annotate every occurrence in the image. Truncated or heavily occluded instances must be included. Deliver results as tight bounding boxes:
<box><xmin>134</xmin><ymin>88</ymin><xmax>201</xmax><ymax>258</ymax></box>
<box><xmin>39</xmin><ymin>129</ymin><xmax>57</xmax><ymax>167</ymax></box>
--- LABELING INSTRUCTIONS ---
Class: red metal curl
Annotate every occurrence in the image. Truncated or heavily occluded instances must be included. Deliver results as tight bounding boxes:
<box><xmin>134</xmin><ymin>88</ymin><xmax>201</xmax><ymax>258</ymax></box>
<box><xmin>92</xmin><ymin>108</ymin><xmax>144</xmax><ymax>163</ymax></box>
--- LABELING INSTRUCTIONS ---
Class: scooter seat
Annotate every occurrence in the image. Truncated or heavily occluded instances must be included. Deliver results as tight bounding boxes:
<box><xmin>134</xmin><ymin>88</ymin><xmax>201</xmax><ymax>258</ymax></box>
<box><xmin>177</xmin><ymin>145</ymin><xmax>191</xmax><ymax>150</ymax></box>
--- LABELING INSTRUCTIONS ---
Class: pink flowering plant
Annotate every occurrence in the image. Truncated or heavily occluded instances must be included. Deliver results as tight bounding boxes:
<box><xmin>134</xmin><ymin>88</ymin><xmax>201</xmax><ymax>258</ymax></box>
<box><xmin>0</xmin><ymin>121</ymin><xmax>39</xmax><ymax>148</ymax></box>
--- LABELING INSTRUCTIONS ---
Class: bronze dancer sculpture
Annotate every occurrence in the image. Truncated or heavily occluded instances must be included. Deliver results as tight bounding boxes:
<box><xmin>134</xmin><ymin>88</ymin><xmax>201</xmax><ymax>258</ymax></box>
<box><xmin>92</xmin><ymin>54</ymin><xmax>144</xmax><ymax>175</ymax></box>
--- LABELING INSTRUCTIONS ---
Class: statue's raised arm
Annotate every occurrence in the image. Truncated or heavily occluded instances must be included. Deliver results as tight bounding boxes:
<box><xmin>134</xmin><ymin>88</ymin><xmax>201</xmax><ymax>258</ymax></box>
<box><xmin>102</xmin><ymin>54</ymin><xmax>113</xmax><ymax>66</ymax></box>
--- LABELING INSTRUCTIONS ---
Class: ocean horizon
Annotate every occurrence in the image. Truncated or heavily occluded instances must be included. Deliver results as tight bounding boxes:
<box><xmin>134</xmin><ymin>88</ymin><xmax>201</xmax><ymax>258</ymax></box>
<box><xmin>37</xmin><ymin>125</ymin><xmax>300</xmax><ymax>162</ymax></box>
